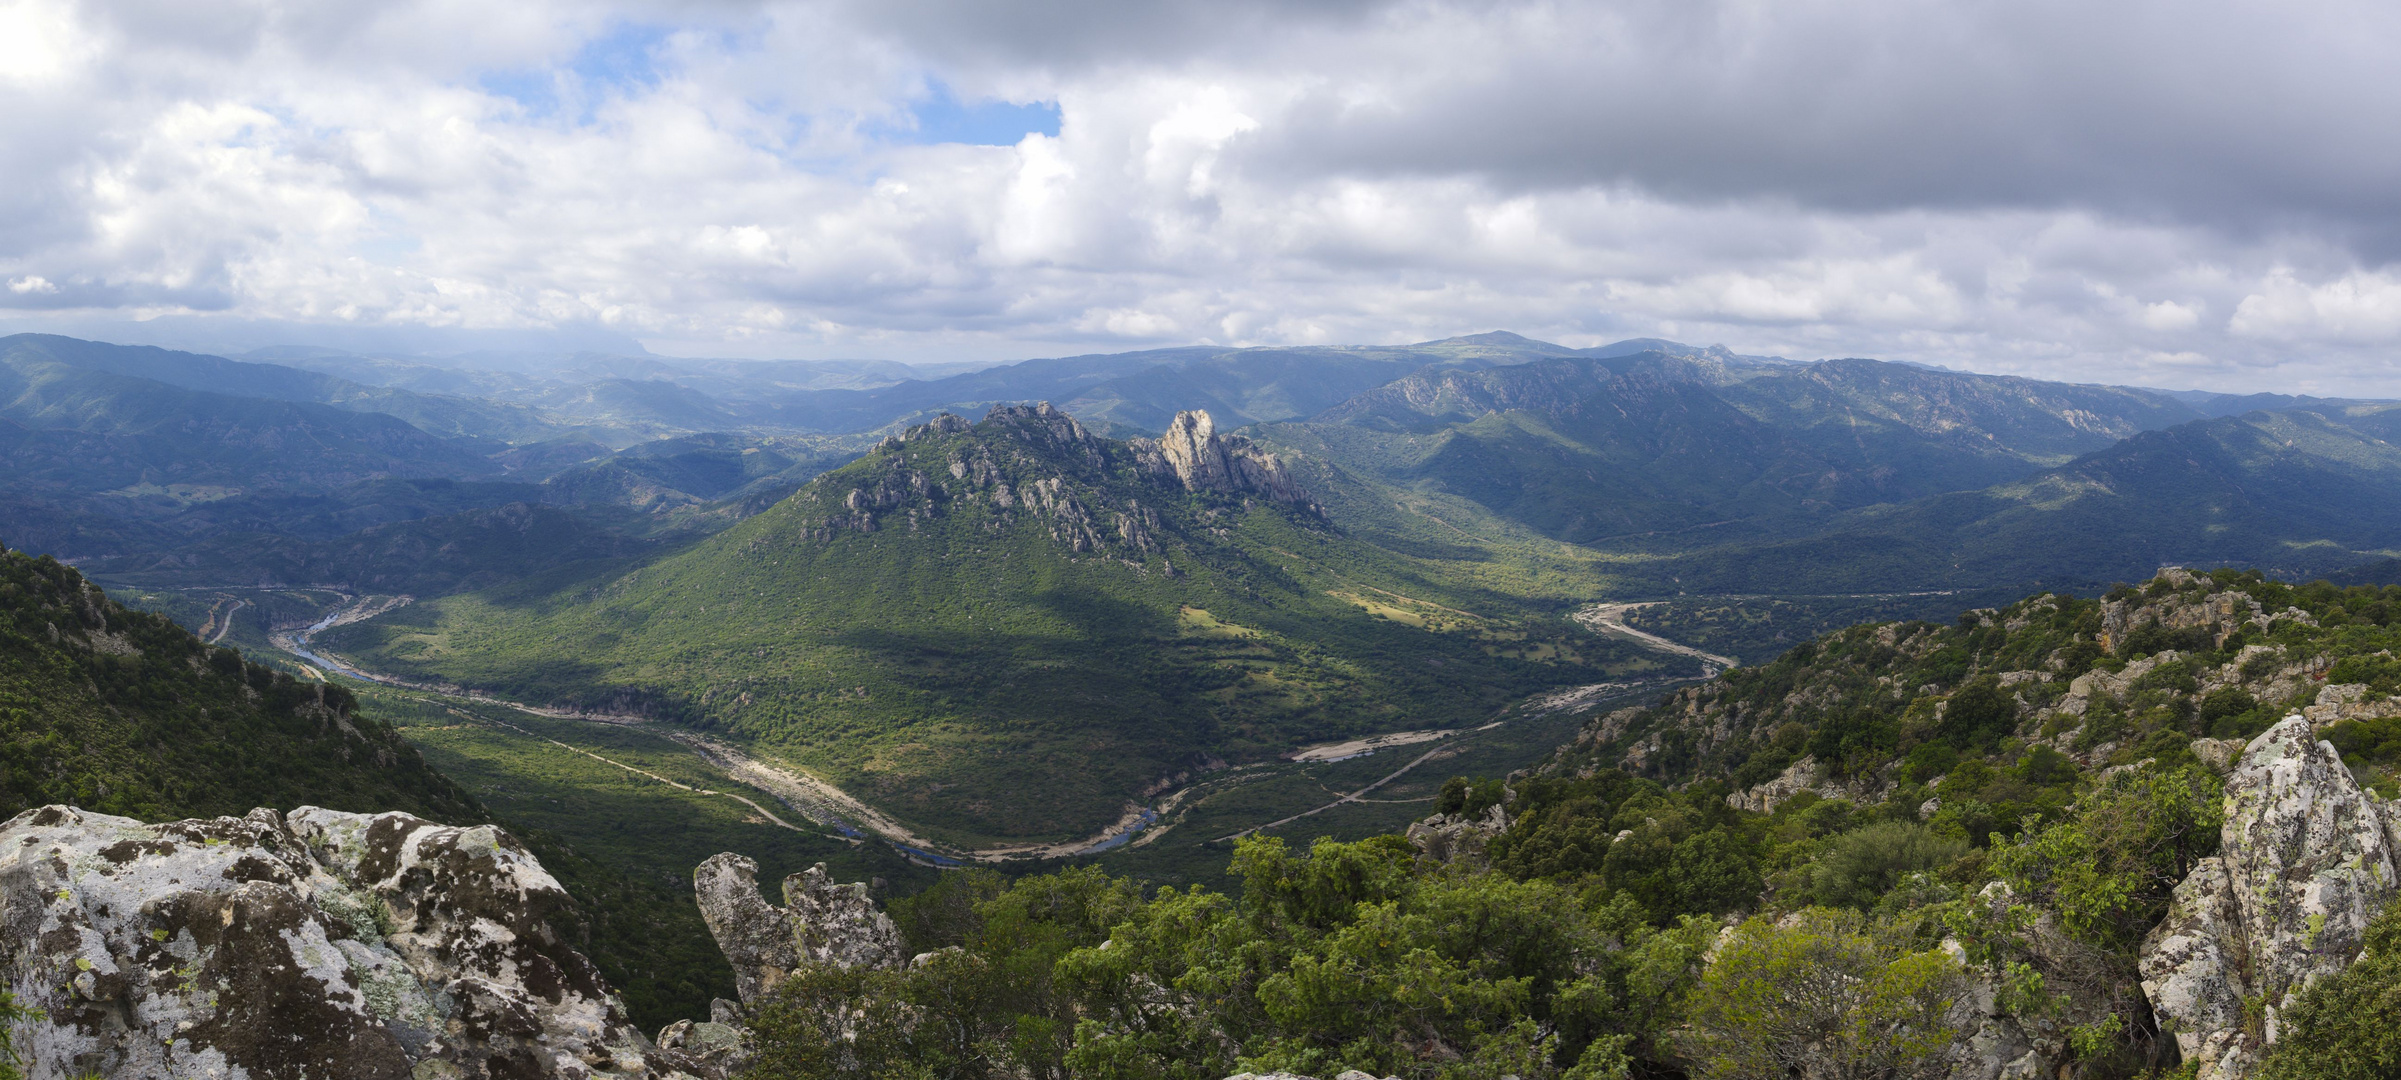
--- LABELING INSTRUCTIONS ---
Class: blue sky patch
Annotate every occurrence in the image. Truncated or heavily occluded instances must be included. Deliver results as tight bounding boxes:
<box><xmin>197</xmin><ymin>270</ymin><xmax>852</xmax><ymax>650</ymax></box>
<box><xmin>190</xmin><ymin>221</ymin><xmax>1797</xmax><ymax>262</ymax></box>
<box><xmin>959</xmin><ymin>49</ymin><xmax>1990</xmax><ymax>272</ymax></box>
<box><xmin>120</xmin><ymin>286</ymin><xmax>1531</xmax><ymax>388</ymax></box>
<box><xmin>884</xmin><ymin>83</ymin><xmax>1061</xmax><ymax>146</ymax></box>
<box><xmin>479</xmin><ymin>22</ymin><xmax>673</xmax><ymax>123</ymax></box>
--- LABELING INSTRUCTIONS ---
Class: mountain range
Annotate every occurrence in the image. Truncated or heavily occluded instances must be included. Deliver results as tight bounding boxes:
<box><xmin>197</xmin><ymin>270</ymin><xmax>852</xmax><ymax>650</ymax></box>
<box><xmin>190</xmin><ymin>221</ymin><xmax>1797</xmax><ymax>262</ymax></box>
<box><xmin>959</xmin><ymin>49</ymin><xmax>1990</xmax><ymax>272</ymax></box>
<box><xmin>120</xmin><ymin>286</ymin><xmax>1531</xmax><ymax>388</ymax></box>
<box><xmin>10</xmin><ymin>328</ymin><xmax>2401</xmax><ymax>846</ymax></box>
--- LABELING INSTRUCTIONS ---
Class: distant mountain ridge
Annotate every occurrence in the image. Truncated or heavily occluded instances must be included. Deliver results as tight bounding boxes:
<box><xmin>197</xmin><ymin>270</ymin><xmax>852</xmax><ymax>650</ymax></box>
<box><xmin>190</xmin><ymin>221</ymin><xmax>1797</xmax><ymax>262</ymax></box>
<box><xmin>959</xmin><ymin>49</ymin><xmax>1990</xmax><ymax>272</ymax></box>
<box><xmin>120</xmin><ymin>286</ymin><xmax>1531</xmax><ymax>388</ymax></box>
<box><xmin>1649</xmin><ymin>401</ymin><xmax>2401</xmax><ymax>593</ymax></box>
<box><xmin>1259</xmin><ymin>349</ymin><xmax>2234</xmax><ymax>557</ymax></box>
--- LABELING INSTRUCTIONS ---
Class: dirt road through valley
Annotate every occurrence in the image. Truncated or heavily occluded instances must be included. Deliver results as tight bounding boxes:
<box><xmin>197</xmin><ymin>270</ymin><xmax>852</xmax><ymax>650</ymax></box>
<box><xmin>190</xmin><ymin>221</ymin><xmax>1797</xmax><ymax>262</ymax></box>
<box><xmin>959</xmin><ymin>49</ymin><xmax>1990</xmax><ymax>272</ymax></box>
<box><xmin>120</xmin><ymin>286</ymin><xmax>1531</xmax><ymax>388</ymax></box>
<box><xmin>1574</xmin><ymin>602</ymin><xmax>1738</xmax><ymax>675</ymax></box>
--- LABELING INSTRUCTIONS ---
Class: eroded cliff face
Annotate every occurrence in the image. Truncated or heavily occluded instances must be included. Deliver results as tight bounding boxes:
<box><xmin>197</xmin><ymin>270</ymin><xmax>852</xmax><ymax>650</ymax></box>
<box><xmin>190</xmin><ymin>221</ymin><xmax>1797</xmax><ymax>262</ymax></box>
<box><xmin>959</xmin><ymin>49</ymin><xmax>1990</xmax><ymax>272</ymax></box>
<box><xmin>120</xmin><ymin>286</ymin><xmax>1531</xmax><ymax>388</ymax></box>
<box><xmin>0</xmin><ymin>804</ymin><xmax>709</xmax><ymax>1080</ymax></box>
<box><xmin>2141</xmin><ymin>715</ymin><xmax>2401</xmax><ymax>1079</ymax></box>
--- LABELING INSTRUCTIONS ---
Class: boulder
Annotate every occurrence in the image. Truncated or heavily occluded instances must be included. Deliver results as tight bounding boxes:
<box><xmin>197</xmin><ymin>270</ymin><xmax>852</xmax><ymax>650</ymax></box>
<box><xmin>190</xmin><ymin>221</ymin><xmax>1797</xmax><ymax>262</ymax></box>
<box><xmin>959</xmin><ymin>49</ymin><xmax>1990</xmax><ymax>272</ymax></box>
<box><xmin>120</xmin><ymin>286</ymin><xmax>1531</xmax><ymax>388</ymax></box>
<box><xmin>691</xmin><ymin>854</ymin><xmax>903</xmax><ymax>1005</ymax></box>
<box><xmin>2139</xmin><ymin>715</ymin><xmax>2401</xmax><ymax>1078</ymax></box>
<box><xmin>0</xmin><ymin>804</ymin><xmax>704</xmax><ymax>1079</ymax></box>
<box><xmin>2302</xmin><ymin>682</ymin><xmax>2401</xmax><ymax>727</ymax></box>
<box><xmin>1403</xmin><ymin>804</ymin><xmax>1508</xmax><ymax>867</ymax></box>
<box><xmin>1221</xmin><ymin>1072</ymin><xmax>1398</xmax><ymax>1080</ymax></box>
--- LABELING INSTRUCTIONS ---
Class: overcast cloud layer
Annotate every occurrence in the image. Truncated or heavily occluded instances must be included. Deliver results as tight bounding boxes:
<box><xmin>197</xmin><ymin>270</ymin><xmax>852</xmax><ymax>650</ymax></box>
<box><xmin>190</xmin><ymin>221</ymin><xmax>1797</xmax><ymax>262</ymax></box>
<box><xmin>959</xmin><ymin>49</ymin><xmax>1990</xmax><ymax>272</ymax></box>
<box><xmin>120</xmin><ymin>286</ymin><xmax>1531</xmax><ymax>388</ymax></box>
<box><xmin>6</xmin><ymin>0</ymin><xmax>2401</xmax><ymax>392</ymax></box>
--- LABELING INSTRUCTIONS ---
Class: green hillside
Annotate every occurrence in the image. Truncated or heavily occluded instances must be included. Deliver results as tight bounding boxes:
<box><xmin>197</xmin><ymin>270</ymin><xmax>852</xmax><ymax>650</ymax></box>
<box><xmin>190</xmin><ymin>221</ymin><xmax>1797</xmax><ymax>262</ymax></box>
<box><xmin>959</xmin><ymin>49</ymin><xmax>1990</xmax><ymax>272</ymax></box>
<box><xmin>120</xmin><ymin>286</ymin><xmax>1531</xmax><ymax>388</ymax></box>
<box><xmin>0</xmin><ymin>545</ymin><xmax>475</xmax><ymax>822</ymax></box>
<box><xmin>323</xmin><ymin>405</ymin><xmax>1682</xmax><ymax>846</ymax></box>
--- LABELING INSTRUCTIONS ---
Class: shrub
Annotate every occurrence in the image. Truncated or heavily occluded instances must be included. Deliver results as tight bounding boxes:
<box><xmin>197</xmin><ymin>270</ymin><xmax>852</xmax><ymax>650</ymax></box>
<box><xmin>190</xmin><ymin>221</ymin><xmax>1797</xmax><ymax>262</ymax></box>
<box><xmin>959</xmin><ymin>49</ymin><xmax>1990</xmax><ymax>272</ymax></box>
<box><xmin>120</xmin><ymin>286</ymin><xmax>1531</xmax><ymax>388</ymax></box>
<box><xmin>2199</xmin><ymin>688</ymin><xmax>2264</xmax><ymax>739</ymax></box>
<box><xmin>0</xmin><ymin>990</ymin><xmax>33</xmax><ymax>1080</ymax></box>
<box><xmin>1807</xmin><ymin>822</ymin><xmax>1971</xmax><ymax>910</ymax></box>
<box><xmin>1990</xmin><ymin>763</ymin><xmax>2222</xmax><ymax>948</ymax></box>
<box><xmin>1681</xmin><ymin>909</ymin><xmax>1968</xmax><ymax>1080</ymax></box>
<box><xmin>1903</xmin><ymin>742</ymin><xmax>1959</xmax><ymax>783</ymax></box>
<box><xmin>2328</xmin><ymin>654</ymin><xmax>2401</xmax><ymax>696</ymax></box>
<box><xmin>2257</xmin><ymin>903</ymin><xmax>2401</xmax><ymax>1080</ymax></box>
<box><xmin>1938</xmin><ymin>676</ymin><xmax>2019</xmax><ymax>751</ymax></box>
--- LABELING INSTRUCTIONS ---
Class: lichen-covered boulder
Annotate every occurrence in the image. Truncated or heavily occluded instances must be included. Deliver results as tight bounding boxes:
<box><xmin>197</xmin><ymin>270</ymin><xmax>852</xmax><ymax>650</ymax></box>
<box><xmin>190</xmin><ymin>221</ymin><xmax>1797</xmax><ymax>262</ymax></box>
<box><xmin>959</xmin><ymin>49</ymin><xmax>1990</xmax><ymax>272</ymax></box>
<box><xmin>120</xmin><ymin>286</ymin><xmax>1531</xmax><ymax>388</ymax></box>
<box><xmin>2139</xmin><ymin>715</ymin><xmax>2401</xmax><ymax>1079</ymax></box>
<box><xmin>692</xmin><ymin>854</ymin><xmax>902</xmax><ymax>1005</ymax></box>
<box><xmin>0</xmin><ymin>804</ymin><xmax>699</xmax><ymax>1080</ymax></box>
<box><xmin>1402</xmin><ymin>804</ymin><xmax>1508</xmax><ymax>867</ymax></box>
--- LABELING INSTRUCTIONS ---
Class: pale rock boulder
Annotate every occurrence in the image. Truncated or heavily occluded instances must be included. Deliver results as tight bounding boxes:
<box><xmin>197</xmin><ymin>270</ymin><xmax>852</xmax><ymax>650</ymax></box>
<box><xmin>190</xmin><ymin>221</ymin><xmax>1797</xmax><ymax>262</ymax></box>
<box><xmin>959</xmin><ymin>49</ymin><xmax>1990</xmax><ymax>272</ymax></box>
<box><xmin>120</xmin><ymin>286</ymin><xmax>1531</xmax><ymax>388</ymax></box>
<box><xmin>1402</xmin><ymin>804</ymin><xmax>1509</xmax><ymax>867</ymax></box>
<box><xmin>1222</xmin><ymin>1071</ymin><xmax>1400</xmax><ymax>1080</ymax></box>
<box><xmin>1725</xmin><ymin>756</ymin><xmax>1824</xmax><ymax>814</ymax></box>
<box><xmin>0</xmin><ymin>804</ymin><xmax>699</xmax><ymax>1080</ymax></box>
<box><xmin>691</xmin><ymin>854</ymin><xmax>904</xmax><ymax>1005</ymax></box>
<box><xmin>2301</xmin><ymin>681</ymin><xmax>2401</xmax><ymax>726</ymax></box>
<box><xmin>2139</xmin><ymin>715</ymin><xmax>2401</xmax><ymax>1079</ymax></box>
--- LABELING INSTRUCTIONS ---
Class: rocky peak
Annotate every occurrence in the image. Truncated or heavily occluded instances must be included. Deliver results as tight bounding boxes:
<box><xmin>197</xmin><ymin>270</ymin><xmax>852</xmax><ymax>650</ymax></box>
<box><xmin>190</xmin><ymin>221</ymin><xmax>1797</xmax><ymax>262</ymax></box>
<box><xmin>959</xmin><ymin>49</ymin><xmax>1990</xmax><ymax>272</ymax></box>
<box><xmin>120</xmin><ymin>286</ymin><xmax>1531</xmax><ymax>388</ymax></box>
<box><xmin>2141</xmin><ymin>715</ymin><xmax>2401</xmax><ymax>1079</ymax></box>
<box><xmin>1130</xmin><ymin>409</ymin><xmax>1310</xmax><ymax>505</ymax></box>
<box><xmin>0</xmin><ymin>804</ymin><xmax>711</xmax><ymax>1079</ymax></box>
<box><xmin>692</xmin><ymin>853</ymin><xmax>903</xmax><ymax>1006</ymax></box>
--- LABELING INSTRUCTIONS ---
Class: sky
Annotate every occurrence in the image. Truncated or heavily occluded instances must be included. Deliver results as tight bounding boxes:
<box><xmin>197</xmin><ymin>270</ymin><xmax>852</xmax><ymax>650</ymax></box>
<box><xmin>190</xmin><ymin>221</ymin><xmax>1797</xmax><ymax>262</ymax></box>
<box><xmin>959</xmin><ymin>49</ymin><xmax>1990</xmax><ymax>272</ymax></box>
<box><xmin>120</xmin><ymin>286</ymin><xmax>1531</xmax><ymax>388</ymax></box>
<box><xmin>5</xmin><ymin>0</ymin><xmax>2401</xmax><ymax>393</ymax></box>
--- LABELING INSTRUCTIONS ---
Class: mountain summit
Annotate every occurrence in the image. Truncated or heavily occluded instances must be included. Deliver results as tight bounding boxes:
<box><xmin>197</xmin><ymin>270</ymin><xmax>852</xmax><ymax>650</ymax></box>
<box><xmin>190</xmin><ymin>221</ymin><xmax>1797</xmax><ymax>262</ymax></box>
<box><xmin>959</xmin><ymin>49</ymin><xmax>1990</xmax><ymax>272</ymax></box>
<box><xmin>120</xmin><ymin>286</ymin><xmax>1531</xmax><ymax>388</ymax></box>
<box><xmin>324</xmin><ymin>402</ymin><xmax>1655</xmax><ymax>847</ymax></box>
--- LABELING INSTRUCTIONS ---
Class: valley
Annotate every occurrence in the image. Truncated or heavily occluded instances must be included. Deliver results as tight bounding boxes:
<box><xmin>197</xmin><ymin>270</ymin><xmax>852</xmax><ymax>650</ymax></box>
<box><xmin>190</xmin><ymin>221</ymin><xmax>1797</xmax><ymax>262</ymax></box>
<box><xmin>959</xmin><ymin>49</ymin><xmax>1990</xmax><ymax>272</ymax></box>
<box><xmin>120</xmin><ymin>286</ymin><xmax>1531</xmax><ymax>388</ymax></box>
<box><xmin>28</xmin><ymin>328</ymin><xmax>2401</xmax><ymax>867</ymax></box>
<box><xmin>17</xmin><ymin>329</ymin><xmax>2401</xmax><ymax>1075</ymax></box>
<box><xmin>231</xmin><ymin>575</ymin><xmax>1685</xmax><ymax>869</ymax></box>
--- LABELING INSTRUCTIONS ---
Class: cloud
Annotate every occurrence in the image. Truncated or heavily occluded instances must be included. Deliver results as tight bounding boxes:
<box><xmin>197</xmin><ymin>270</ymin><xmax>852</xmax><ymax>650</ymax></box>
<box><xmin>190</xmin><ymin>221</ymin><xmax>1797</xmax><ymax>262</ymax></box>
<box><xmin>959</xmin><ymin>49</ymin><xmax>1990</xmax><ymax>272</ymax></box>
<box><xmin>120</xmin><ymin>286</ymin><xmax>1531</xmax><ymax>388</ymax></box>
<box><xmin>0</xmin><ymin>0</ymin><xmax>2399</xmax><ymax>394</ymax></box>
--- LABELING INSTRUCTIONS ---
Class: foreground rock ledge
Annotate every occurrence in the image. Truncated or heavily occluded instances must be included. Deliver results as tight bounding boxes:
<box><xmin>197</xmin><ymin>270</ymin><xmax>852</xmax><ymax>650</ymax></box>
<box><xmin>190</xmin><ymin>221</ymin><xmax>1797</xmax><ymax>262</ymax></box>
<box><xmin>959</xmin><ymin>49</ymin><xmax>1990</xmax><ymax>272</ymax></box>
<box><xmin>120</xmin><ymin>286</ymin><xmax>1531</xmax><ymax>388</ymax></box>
<box><xmin>0</xmin><ymin>804</ymin><xmax>717</xmax><ymax>1080</ymax></box>
<box><xmin>2140</xmin><ymin>714</ymin><xmax>2401</xmax><ymax>1080</ymax></box>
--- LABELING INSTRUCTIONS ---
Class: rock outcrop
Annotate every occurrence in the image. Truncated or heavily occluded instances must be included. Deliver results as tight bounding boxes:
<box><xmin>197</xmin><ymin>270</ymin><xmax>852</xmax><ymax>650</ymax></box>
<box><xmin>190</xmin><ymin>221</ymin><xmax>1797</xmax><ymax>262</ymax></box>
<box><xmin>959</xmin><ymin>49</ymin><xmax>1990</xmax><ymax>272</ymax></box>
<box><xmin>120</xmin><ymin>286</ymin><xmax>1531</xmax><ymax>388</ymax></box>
<box><xmin>0</xmin><ymin>804</ymin><xmax>704</xmax><ymax>1080</ymax></box>
<box><xmin>1223</xmin><ymin>1071</ymin><xmax>1399</xmax><ymax>1080</ymax></box>
<box><xmin>1403</xmin><ymin>804</ymin><xmax>1509</xmax><ymax>867</ymax></box>
<box><xmin>1131</xmin><ymin>410</ymin><xmax>1311</xmax><ymax>506</ymax></box>
<box><xmin>2140</xmin><ymin>715</ymin><xmax>2401</xmax><ymax>1079</ymax></box>
<box><xmin>692</xmin><ymin>854</ymin><xmax>903</xmax><ymax>1005</ymax></box>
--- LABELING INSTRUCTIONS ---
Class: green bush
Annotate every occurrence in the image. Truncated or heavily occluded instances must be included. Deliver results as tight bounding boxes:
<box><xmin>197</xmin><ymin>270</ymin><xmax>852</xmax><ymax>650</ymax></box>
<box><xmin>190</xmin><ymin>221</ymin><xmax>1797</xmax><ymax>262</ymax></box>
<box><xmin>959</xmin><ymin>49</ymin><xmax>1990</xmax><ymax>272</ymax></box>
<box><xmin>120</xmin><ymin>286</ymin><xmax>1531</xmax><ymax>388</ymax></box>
<box><xmin>0</xmin><ymin>990</ymin><xmax>33</xmax><ymax>1080</ymax></box>
<box><xmin>1990</xmin><ymin>763</ymin><xmax>2222</xmax><ymax>948</ymax></box>
<box><xmin>1680</xmin><ymin>908</ymin><xmax>1967</xmax><ymax>1080</ymax></box>
<box><xmin>1937</xmin><ymin>676</ymin><xmax>2018</xmax><ymax>750</ymax></box>
<box><xmin>1807</xmin><ymin>822</ymin><xmax>1970</xmax><ymax>910</ymax></box>
<box><xmin>2257</xmin><ymin>903</ymin><xmax>2401</xmax><ymax>1080</ymax></box>
<box><xmin>2329</xmin><ymin>654</ymin><xmax>2401</xmax><ymax>696</ymax></box>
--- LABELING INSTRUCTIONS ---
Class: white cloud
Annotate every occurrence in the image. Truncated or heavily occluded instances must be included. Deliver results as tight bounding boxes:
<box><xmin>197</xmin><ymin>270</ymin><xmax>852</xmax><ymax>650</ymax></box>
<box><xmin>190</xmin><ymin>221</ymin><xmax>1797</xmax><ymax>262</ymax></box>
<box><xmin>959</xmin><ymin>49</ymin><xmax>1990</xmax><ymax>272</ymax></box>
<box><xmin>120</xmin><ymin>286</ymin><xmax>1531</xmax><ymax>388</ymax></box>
<box><xmin>2230</xmin><ymin>269</ymin><xmax>2401</xmax><ymax>345</ymax></box>
<box><xmin>1</xmin><ymin>0</ymin><xmax>2400</xmax><ymax>393</ymax></box>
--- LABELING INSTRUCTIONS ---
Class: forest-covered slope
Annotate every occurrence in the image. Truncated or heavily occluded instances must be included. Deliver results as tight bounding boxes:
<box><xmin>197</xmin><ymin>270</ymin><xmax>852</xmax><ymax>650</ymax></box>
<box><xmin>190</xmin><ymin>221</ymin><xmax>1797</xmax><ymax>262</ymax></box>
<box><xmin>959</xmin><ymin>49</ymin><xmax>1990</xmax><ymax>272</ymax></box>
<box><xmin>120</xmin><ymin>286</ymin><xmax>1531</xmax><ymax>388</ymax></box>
<box><xmin>322</xmin><ymin>405</ymin><xmax>1678</xmax><ymax>846</ymax></box>
<box><xmin>0</xmin><ymin>544</ymin><xmax>475</xmax><ymax>822</ymax></box>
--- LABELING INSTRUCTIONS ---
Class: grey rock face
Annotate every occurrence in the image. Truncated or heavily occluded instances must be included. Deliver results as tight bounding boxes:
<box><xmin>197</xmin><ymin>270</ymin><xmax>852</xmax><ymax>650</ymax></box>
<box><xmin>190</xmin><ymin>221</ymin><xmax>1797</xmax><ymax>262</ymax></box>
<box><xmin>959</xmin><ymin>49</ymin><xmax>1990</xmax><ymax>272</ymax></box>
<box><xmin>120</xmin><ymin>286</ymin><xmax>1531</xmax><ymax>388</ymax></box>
<box><xmin>692</xmin><ymin>854</ymin><xmax>903</xmax><ymax>1005</ymax></box>
<box><xmin>1221</xmin><ymin>1072</ymin><xmax>1399</xmax><ymax>1080</ymax></box>
<box><xmin>2302</xmin><ymin>681</ymin><xmax>2401</xmax><ymax>726</ymax></box>
<box><xmin>1131</xmin><ymin>410</ymin><xmax>1310</xmax><ymax>505</ymax></box>
<box><xmin>1403</xmin><ymin>804</ymin><xmax>1509</xmax><ymax>867</ymax></box>
<box><xmin>2139</xmin><ymin>715</ymin><xmax>2401</xmax><ymax>1079</ymax></box>
<box><xmin>0</xmin><ymin>804</ymin><xmax>695</xmax><ymax>1080</ymax></box>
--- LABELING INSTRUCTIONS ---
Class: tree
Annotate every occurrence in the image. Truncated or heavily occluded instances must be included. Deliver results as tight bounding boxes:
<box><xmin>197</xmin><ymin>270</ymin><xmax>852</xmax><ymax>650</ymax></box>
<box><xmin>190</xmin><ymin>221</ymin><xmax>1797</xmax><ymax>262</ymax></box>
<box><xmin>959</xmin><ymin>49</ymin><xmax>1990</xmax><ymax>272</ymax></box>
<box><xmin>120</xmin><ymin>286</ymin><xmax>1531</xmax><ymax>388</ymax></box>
<box><xmin>1681</xmin><ymin>909</ymin><xmax>1968</xmax><ymax>1080</ymax></box>
<box><xmin>1989</xmin><ymin>763</ymin><xmax>2222</xmax><ymax>948</ymax></box>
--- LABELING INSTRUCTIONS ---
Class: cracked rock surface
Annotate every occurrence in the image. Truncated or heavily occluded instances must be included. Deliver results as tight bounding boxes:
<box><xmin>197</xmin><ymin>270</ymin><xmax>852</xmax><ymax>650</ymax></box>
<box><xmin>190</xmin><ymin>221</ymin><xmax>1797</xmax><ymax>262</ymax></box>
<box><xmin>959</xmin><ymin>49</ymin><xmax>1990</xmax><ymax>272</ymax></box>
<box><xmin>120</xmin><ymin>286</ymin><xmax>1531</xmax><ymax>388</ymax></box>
<box><xmin>2139</xmin><ymin>715</ymin><xmax>2401</xmax><ymax>1080</ymax></box>
<box><xmin>692</xmin><ymin>853</ymin><xmax>903</xmax><ymax>1006</ymax></box>
<box><xmin>0</xmin><ymin>804</ymin><xmax>708</xmax><ymax>1080</ymax></box>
